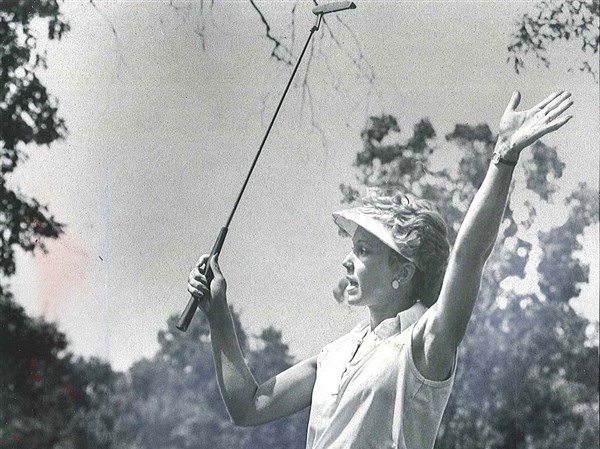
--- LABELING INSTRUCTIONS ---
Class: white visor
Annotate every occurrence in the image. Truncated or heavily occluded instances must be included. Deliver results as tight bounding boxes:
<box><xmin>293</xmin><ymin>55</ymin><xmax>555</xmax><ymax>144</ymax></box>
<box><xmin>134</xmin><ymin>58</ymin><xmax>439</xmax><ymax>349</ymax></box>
<box><xmin>332</xmin><ymin>208</ymin><xmax>417</xmax><ymax>265</ymax></box>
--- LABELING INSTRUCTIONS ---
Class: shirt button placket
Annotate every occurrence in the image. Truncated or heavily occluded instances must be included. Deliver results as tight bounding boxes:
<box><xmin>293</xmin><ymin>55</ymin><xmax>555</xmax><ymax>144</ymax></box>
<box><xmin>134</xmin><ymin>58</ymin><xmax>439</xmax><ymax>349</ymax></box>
<box><xmin>335</xmin><ymin>335</ymin><xmax>364</xmax><ymax>399</ymax></box>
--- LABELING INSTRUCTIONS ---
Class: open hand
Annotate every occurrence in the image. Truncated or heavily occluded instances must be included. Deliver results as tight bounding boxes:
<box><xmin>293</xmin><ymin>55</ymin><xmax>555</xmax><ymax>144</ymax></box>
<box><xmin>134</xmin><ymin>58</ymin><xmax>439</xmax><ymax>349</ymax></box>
<box><xmin>497</xmin><ymin>91</ymin><xmax>573</xmax><ymax>158</ymax></box>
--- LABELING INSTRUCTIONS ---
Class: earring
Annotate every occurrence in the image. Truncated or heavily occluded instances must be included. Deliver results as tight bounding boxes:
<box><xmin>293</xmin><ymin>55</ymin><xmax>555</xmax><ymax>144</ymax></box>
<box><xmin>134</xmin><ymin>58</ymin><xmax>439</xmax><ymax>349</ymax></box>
<box><xmin>391</xmin><ymin>280</ymin><xmax>400</xmax><ymax>290</ymax></box>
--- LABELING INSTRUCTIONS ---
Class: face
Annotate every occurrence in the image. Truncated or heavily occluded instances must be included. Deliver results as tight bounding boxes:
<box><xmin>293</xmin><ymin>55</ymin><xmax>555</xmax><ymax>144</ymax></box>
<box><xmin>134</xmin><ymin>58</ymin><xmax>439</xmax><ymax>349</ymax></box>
<box><xmin>342</xmin><ymin>226</ymin><xmax>403</xmax><ymax>307</ymax></box>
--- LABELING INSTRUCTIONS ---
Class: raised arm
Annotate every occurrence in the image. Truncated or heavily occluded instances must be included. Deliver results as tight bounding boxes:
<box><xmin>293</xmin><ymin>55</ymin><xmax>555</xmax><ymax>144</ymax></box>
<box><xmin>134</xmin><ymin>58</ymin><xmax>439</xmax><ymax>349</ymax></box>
<box><xmin>413</xmin><ymin>91</ymin><xmax>573</xmax><ymax>380</ymax></box>
<box><xmin>188</xmin><ymin>255</ymin><xmax>316</xmax><ymax>426</ymax></box>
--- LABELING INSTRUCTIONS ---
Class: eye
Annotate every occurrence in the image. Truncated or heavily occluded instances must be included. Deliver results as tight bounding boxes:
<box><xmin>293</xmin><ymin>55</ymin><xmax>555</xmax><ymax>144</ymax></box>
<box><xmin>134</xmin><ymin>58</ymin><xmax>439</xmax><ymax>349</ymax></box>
<box><xmin>353</xmin><ymin>244</ymin><xmax>368</xmax><ymax>256</ymax></box>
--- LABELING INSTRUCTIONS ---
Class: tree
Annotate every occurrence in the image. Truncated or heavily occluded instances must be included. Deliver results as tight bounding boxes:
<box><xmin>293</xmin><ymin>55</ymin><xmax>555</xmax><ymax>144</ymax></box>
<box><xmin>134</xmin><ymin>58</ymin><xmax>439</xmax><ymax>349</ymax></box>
<box><xmin>1</xmin><ymin>4</ymin><xmax>120</xmax><ymax>448</ymax></box>
<box><xmin>341</xmin><ymin>114</ymin><xmax>599</xmax><ymax>448</ymax></box>
<box><xmin>1</xmin><ymin>0</ymin><xmax>67</xmax><ymax>285</ymax></box>
<box><xmin>111</xmin><ymin>309</ymin><xmax>309</xmax><ymax>449</ymax></box>
<box><xmin>507</xmin><ymin>0</ymin><xmax>600</xmax><ymax>79</ymax></box>
<box><xmin>0</xmin><ymin>291</ymin><xmax>117</xmax><ymax>449</ymax></box>
<box><xmin>246</xmin><ymin>327</ymin><xmax>310</xmax><ymax>449</ymax></box>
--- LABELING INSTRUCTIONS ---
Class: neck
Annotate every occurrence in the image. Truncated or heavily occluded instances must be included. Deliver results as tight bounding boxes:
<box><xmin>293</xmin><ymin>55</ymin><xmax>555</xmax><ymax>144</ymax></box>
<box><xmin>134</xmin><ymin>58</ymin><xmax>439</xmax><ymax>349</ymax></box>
<box><xmin>368</xmin><ymin>295</ymin><xmax>414</xmax><ymax>330</ymax></box>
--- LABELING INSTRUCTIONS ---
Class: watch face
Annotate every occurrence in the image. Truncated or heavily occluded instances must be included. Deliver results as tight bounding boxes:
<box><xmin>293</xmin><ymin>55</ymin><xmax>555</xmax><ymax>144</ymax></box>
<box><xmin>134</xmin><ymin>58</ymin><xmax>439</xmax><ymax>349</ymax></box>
<box><xmin>491</xmin><ymin>153</ymin><xmax>500</xmax><ymax>164</ymax></box>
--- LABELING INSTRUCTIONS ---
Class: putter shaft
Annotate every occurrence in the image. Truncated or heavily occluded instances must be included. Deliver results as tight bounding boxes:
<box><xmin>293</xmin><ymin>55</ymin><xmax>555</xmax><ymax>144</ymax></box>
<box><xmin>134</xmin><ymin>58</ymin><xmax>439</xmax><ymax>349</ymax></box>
<box><xmin>177</xmin><ymin>14</ymin><xmax>326</xmax><ymax>332</ymax></box>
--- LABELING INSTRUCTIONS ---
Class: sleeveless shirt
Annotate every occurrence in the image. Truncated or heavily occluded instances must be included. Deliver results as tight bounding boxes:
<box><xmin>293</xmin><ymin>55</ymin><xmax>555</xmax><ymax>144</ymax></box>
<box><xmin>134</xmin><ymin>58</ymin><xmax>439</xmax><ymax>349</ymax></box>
<box><xmin>305</xmin><ymin>303</ymin><xmax>457</xmax><ymax>449</ymax></box>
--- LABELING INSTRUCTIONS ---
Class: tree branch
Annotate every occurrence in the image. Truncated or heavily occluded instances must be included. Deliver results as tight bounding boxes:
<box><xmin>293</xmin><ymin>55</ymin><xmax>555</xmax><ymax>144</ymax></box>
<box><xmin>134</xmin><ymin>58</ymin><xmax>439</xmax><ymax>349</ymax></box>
<box><xmin>89</xmin><ymin>0</ymin><xmax>126</xmax><ymax>70</ymax></box>
<box><xmin>249</xmin><ymin>0</ymin><xmax>294</xmax><ymax>65</ymax></box>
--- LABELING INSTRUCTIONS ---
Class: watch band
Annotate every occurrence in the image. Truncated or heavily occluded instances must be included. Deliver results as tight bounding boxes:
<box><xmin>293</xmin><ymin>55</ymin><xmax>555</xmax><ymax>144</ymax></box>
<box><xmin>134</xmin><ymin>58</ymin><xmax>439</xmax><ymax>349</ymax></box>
<box><xmin>491</xmin><ymin>152</ymin><xmax>518</xmax><ymax>166</ymax></box>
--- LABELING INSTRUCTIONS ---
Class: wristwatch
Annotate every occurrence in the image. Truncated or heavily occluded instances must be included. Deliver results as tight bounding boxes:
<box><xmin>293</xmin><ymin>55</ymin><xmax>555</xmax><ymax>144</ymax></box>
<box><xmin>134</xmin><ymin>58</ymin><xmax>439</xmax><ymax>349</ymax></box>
<box><xmin>491</xmin><ymin>152</ymin><xmax>518</xmax><ymax>167</ymax></box>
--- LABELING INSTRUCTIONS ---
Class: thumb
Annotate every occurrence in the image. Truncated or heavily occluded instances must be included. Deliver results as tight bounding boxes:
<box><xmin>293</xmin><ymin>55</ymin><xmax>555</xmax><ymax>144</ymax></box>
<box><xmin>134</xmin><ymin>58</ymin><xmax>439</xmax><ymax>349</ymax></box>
<box><xmin>209</xmin><ymin>255</ymin><xmax>222</xmax><ymax>278</ymax></box>
<box><xmin>505</xmin><ymin>90</ymin><xmax>521</xmax><ymax>113</ymax></box>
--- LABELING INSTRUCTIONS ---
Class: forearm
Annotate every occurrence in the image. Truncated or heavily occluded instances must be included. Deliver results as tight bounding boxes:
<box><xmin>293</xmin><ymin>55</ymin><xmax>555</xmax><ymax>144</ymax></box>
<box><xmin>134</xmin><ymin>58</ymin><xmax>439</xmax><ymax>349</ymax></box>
<box><xmin>453</xmin><ymin>143</ymin><xmax>515</xmax><ymax>262</ymax></box>
<box><xmin>207</xmin><ymin>303</ymin><xmax>259</xmax><ymax>424</ymax></box>
<box><xmin>432</xmin><ymin>147</ymin><xmax>516</xmax><ymax>348</ymax></box>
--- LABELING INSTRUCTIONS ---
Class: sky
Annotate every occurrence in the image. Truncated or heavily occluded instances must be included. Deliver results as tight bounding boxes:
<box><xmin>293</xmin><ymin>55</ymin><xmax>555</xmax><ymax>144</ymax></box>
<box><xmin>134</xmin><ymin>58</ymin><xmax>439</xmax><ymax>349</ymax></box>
<box><xmin>7</xmin><ymin>0</ymin><xmax>599</xmax><ymax>372</ymax></box>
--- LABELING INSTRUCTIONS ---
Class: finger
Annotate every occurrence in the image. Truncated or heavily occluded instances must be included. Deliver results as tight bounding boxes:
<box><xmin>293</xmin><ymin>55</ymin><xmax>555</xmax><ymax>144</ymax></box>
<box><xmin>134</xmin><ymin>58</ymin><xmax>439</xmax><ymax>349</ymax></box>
<box><xmin>546</xmin><ymin>99</ymin><xmax>573</xmax><ymax>122</ymax></box>
<box><xmin>534</xmin><ymin>91</ymin><xmax>562</xmax><ymax>110</ymax></box>
<box><xmin>191</xmin><ymin>265</ymin><xmax>207</xmax><ymax>281</ymax></box>
<box><xmin>505</xmin><ymin>91</ymin><xmax>521</xmax><ymax>113</ymax></box>
<box><xmin>187</xmin><ymin>284</ymin><xmax>208</xmax><ymax>299</ymax></box>
<box><xmin>187</xmin><ymin>284</ymin><xmax>208</xmax><ymax>298</ymax></box>
<box><xmin>195</xmin><ymin>254</ymin><xmax>210</xmax><ymax>270</ymax></box>
<box><xmin>543</xmin><ymin>91</ymin><xmax>571</xmax><ymax>114</ymax></box>
<box><xmin>188</xmin><ymin>278</ymin><xmax>209</xmax><ymax>292</ymax></box>
<box><xmin>544</xmin><ymin>114</ymin><xmax>573</xmax><ymax>133</ymax></box>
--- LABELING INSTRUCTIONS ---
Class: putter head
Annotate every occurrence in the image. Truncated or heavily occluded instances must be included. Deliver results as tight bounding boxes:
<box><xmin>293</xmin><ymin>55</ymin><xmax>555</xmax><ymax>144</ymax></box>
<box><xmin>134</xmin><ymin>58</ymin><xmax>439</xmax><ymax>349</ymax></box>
<box><xmin>312</xmin><ymin>1</ymin><xmax>356</xmax><ymax>16</ymax></box>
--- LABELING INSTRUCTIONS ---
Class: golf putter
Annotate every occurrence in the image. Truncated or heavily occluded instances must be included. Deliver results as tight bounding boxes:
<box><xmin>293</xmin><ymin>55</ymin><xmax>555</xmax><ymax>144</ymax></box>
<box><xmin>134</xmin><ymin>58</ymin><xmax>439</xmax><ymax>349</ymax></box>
<box><xmin>177</xmin><ymin>1</ymin><xmax>357</xmax><ymax>331</ymax></box>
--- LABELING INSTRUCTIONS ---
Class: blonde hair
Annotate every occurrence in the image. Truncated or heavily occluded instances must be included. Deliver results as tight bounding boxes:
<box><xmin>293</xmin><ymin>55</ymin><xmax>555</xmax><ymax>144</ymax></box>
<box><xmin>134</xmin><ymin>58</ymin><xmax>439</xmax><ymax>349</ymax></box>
<box><xmin>358</xmin><ymin>188</ymin><xmax>449</xmax><ymax>307</ymax></box>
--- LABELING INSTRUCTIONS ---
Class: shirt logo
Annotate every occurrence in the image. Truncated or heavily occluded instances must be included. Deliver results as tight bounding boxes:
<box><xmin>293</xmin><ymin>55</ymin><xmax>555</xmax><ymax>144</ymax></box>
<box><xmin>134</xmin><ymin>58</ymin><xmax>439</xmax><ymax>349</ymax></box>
<box><xmin>392</xmin><ymin>341</ymin><xmax>404</xmax><ymax>352</ymax></box>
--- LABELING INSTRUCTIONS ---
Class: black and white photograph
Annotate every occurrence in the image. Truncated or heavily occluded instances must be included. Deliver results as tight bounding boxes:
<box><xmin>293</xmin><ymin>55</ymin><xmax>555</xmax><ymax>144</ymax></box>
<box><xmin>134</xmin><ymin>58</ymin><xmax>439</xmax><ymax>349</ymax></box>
<box><xmin>1</xmin><ymin>1</ymin><xmax>598</xmax><ymax>448</ymax></box>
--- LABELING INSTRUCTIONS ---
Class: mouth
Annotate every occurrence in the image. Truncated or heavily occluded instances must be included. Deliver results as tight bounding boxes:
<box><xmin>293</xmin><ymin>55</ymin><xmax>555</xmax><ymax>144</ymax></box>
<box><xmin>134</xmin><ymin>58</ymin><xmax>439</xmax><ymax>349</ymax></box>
<box><xmin>346</xmin><ymin>276</ymin><xmax>359</xmax><ymax>294</ymax></box>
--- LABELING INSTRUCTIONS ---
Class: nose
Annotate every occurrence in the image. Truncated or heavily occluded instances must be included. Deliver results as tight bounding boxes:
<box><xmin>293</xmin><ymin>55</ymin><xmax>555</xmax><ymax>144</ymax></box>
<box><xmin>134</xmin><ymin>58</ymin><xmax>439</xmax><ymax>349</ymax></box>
<box><xmin>342</xmin><ymin>251</ymin><xmax>354</xmax><ymax>273</ymax></box>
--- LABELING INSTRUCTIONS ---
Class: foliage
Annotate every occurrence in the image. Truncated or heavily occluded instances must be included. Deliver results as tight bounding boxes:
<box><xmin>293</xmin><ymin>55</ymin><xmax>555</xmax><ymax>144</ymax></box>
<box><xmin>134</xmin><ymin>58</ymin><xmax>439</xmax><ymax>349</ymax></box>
<box><xmin>2</xmin><ymin>1</ymin><xmax>598</xmax><ymax>448</ymax></box>
<box><xmin>0</xmin><ymin>7</ymin><xmax>309</xmax><ymax>446</ymax></box>
<box><xmin>111</xmin><ymin>310</ymin><xmax>309</xmax><ymax>449</ymax></box>
<box><xmin>0</xmin><ymin>4</ymin><xmax>120</xmax><ymax>448</ymax></box>
<box><xmin>1</xmin><ymin>291</ymin><xmax>309</xmax><ymax>448</ymax></box>
<box><xmin>342</xmin><ymin>114</ymin><xmax>599</xmax><ymax>449</ymax></box>
<box><xmin>1</xmin><ymin>0</ymin><xmax>67</xmax><ymax>277</ymax></box>
<box><xmin>508</xmin><ymin>0</ymin><xmax>600</xmax><ymax>79</ymax></box>
<box><xmin>0</xmin><ymin>288</ymin><xmax>117</xmax><ymax>449</ymax></box>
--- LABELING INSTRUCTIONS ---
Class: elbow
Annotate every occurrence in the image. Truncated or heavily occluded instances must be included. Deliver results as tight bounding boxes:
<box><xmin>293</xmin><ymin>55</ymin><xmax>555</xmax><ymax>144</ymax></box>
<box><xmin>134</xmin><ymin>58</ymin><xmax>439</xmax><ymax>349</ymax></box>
<box><xmin>231</xmin><ymin>417</ymin><xmax>252</xmax><ymax>427</ymax></box>
<box><xmin>224</xmin><ymin>385</ymin><xmax>261</xmax><ymax>427</ymax></box>
<box><xmin>228</xmin><ymin>403</ymin><xmax>260</xmax><ymax>427</ymax></box>
<box><xmin>230</xmin><ymin>412</ymin><xmax>255</xmax><ymax>427</ymax></box>
<box><xmin>237</xmin><ymin>422</ymin><xmax>256</xmax><ymax>428</ymax></box>
<box><xmin>233</xmin><ymin>416</ymin><xmax>262</xmax><ymax>428</ymax></box>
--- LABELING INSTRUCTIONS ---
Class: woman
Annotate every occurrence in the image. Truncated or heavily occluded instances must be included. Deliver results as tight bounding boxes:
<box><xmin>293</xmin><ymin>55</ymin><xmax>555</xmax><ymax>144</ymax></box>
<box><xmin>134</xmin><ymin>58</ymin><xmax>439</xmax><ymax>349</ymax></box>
<box><xmin>187</xmin><ymin>91</ymin><xmax>573</xmax><ymax>449</ymax></box>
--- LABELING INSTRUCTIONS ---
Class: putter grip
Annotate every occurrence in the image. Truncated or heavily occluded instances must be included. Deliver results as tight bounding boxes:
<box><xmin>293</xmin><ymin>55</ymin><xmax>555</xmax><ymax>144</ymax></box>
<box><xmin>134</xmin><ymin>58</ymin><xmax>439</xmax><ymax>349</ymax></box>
<box><xmin>176</xmin><ymin>226</ymin><xmax>228</xmax><ymax>332</ymax></box>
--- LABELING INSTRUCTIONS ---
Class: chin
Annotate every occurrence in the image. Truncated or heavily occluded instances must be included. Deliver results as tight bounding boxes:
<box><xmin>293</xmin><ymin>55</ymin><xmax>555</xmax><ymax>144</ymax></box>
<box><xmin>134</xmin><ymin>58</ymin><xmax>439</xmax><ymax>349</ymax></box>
<box><xmin>346</xmin><ymin>293</ymin><xmax>364</xmax><ymax>306</ymax></box>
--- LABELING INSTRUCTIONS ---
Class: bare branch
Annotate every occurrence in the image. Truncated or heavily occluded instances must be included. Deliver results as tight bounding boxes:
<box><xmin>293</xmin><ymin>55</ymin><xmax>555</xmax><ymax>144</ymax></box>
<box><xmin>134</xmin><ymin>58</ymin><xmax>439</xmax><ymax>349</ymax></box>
<box><xmin>322</xmin><ymin>18</ymin><xmax>376</xmax><ymax>84</ymax></box>
<box><xmin>302</xmin><ymin>79</ymin><xmax>329</xmax><ymax>150</ymax></box>
<box><xmin>299</xmin><ymin>40</ymin><xmax>329</xmax><ymax>149</ymax></box>
<box><xmin>196</xmin><ymin>0</ymin><xmax>207</xmax><ymax>50</ymax></box>
<box><xmin>249</xmin><ymin>0</ymin><xmax>294</xmax><ymax>65</ymax></box>
<box><xmin>300</xmin><ymin>40</ymin><xmax>315</xmax><ymax>109</ymax></box>
<box><xmin>290</xmin><ymin>1</ymin><xmax>298</xmax><ymax>53</ymax></box>
<box><xmin>168</xmin><ymin>0</ymin><xmax>209</xmax><ymax>49</ymax></box>
<box><xmin>334</xmin><ymin>15</ymin><xmax>377</xmax><ymax>82</ymax></box>
<box><xmin>88</xmin><ymin>0</ymin><xmax>126</xmax><ymax>73</ymax></box>
<box><xmin>164</xmin><ymin>1</ymin><xmax>380</xmax><ymax>150</ymax></box>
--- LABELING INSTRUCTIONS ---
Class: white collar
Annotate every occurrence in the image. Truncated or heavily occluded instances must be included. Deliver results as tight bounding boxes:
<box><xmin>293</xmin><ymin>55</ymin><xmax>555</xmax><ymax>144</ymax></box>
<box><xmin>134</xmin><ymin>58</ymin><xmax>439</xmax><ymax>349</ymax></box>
<box><xmin>353</xmin><ymin>302</ymin><xmax>427</xmax><ymax>340</ymax></box>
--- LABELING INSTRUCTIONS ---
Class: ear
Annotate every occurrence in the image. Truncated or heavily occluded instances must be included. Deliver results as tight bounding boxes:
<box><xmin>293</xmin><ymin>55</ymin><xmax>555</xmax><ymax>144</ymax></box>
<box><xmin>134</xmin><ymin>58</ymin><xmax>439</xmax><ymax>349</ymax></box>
<box><xmin>396</xmin><ymin>263</ymin><xmax>416</xmax><ymax>284</ymax></box>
